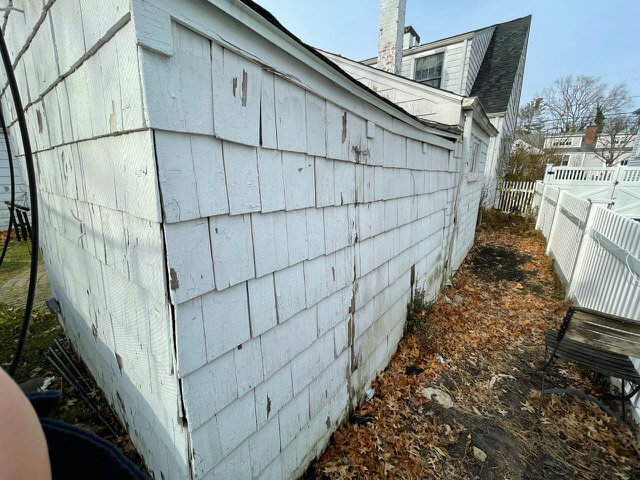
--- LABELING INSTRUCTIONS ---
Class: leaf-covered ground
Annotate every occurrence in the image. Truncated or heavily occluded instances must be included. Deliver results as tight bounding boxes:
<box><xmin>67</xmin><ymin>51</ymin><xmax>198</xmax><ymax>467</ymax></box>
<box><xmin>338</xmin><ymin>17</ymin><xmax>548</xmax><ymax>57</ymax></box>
<box><xmin>308</xmin><ymin>220</ymin><xmax>640</xmax><ymax>480</ymax></box>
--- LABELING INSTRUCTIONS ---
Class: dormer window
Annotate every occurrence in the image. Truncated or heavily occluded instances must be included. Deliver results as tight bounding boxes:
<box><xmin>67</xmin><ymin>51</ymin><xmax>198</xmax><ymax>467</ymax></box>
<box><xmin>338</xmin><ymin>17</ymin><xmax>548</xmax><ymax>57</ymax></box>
<box><xmin>551</xmin><ymin>138</ymin><xmax>573</xmax><ymax>147</ymax></box>
<box><xmin>415</xmin><ymin>53</ymin><xmax>443</xmax><ymax>88</ymax></box>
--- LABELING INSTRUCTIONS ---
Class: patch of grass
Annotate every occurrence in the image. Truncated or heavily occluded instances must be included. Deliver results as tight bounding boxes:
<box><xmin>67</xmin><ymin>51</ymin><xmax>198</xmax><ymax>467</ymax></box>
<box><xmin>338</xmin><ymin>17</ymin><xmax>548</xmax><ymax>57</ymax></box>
<box><xmin>0</xmin><ymin>304</ymin><xmax>62</xmax><ymax>384</ymax></box>
<box><xmin>0</xmin><ymin>239</ymin><xmax>33</xmax><ymax>286</ymax></box>
<box><xmin>0</xmin><ymin>239</ymin><xmax>62</xmax><ymax>383</ymax></box>
<box><xmin>407</xmin><ymin>290</ymin><xmax>436</xmax><ymax>352</ymax></box>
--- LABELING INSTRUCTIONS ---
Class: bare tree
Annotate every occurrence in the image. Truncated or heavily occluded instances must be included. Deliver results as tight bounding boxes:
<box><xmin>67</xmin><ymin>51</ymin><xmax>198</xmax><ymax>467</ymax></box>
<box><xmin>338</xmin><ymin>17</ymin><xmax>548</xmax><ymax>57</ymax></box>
<box><xmin>593</xmin><ymin>115</ymin><xmax>640</xmax><ymax>166</ymax></box>
<box><xmin>541</xmin><ymin>75</ymin><xmax>632</xmax><ymax>133</ymax></box>
<box><xmin>516</xmin><ymin>97</ymin><xmax>546</xmax><ymax>148</ymax></box>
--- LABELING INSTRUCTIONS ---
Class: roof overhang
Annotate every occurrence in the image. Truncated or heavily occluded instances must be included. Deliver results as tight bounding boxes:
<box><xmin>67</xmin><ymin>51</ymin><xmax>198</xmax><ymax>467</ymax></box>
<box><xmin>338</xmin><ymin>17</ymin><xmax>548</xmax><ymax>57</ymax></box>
<box><xmin>322</xmin><ymin>51</ymin><xmax>498</xmax><ymax>137</ymax></box>
<box><xmin>362</xmin><ymin>31</ymin><xmax>476</xmax><ymax>65</ymax></box>
<box><xmin>214</xmin><ymin>0</ymin><xmax>461</xmax><ymax>146</ymax></box>
<box><xmin>462</xmin><ymin>98</ymin><xmax>499</xmax><ymax>137</ymax></box>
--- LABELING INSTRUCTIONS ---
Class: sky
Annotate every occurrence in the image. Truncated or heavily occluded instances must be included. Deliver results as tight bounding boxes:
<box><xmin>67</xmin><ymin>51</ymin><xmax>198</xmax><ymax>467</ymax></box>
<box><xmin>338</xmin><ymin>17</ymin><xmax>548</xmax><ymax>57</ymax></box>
<box><xmin>257</xmin><ymin>0</ymin><xmax>640</xmax><ymax>113</ymax></box>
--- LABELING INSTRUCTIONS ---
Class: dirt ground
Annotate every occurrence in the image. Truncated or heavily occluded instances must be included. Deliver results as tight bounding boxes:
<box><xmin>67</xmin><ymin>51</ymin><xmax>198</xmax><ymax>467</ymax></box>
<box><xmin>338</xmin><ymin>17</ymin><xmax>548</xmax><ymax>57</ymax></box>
<box><xmin>307</xmin><ymin>220</ymin><xmax>640</xmax><ymax>479</ymax></box>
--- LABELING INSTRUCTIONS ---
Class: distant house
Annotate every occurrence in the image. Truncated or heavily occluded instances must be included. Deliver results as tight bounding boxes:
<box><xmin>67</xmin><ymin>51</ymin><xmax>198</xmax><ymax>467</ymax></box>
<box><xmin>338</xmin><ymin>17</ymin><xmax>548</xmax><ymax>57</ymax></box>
<box><xmin>0</xmin><ymin>130</ymin><xmax>27</xmax><ymax>230</ymax></box>
<box><xmin>543</xmin><ymin>130</ymin><xmax>637</xmax><ymax>167</ymax></box>
<box><xmin>342</xmin><ymin>7</ymin><xmax>531</xmax><ymax>206</ymax></box>
<box><xmin>630</xmin><ymin>108</ymin><xmax>640</xmax><ymax>166</ymax></box>
<box><xmin>512</xmin><ymin>138</ymin><xmax>543</xmax><ymax>155</ymax></box>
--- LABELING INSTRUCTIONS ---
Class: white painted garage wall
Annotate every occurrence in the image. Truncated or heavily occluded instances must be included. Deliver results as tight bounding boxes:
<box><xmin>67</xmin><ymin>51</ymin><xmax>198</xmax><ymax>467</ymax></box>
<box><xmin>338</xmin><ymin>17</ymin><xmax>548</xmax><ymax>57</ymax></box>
<box><xmin>136</xmin><ymin>2</ymin><xmax>459</xmax><ymax>476</ymax></box>
<box><xmin>0</xmin><ymin>129</ymin><xmax>29</xmax><ymax>230</ymax></box>
<box><xmin>1</xmin><ymin>0</ymin><xmax>485</xmax><ymax>479</ymax></box>
<box><xmin>0</xmin><ymin>1</ymin><xmax>189</xmax><ymax>478</ymax></box>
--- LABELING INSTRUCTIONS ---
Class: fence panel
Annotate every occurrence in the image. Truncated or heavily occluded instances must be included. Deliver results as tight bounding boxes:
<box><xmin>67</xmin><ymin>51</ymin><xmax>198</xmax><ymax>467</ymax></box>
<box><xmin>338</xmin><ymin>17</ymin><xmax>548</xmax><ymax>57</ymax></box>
<box><xmin>543</xmin><ymin>165</ymin><xmax>640</xmax><ymax>218</ymax></box>
<box><xmin>494</xmin><ymin>180</ymin><xmax>536</xmax><ymax>215</ymax></box>
<box><xmin>612</xmin><ymin>167</ymin><xmax>640</xmax><ymax>217</ymax></box>
<box><xmin>535</xmin><ymin>186</ymin><xmax>560</xmax><ymax>238</ymax></box>
<box><xmin>545</xmin><ymin>191</ymin><xmax>590</xmax><ymax>284</ymax></box>
<box><xmin>569</xmin><ymin>207</ymin><xmax>640</xmax><ymax>320</ymax></box>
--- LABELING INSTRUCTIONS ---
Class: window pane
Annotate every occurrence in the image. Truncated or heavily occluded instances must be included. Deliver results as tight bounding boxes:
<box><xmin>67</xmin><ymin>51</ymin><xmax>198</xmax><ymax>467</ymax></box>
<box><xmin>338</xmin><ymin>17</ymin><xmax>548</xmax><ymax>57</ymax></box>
<box><xmin>415</xmin><ymin>53</ymin><xmax>443</xmax><ymax>88</ymax></box>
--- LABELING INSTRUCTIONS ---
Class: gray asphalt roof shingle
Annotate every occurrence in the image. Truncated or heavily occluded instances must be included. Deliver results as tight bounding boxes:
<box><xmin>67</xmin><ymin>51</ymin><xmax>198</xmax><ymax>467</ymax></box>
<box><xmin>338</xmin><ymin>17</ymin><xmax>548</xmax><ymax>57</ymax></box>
<box><xmin>470</xmin><ymin>16</ymin><xmax>531</xmax><ymax>114</ymax></box>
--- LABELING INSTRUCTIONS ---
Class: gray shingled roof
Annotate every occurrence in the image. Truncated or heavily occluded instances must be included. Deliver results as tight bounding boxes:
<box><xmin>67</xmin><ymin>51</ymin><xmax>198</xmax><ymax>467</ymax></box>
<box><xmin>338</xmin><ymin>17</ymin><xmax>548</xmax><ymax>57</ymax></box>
<box><xmin>470</xmin><ymin>16</ymin><xmax>531</xmax><ymax>114</ymax></box>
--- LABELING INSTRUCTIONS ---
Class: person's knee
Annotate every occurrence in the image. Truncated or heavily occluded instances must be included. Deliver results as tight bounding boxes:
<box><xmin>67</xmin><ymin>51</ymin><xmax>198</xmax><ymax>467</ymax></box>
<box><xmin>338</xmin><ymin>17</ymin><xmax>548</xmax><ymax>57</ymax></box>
<box><xmin>0</xmin><ymin>367</ymin><xmax>51</xmax><ymax>480</ymax></box>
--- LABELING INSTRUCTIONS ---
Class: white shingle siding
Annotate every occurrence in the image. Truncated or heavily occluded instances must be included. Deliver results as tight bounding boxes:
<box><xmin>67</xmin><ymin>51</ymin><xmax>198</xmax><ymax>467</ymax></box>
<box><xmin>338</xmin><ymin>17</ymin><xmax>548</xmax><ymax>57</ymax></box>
<box><xmin>0</xmin><ymin>3</ymin><xmax>187</xmax><ymax>480</ymax></box>
<box><xmin>400</xmin><ymin>41</ymin><xmax>466</xmax><ymax>94</ymax></box>
<box><xmin>1</xmin><ymin>1</ymin><xmax>488</xmax><ymax>479</ymax></box>
<box><xmin>150</xmin><ymin>8</ymin><xmax>459</xmax><ymax>475</ymax></box>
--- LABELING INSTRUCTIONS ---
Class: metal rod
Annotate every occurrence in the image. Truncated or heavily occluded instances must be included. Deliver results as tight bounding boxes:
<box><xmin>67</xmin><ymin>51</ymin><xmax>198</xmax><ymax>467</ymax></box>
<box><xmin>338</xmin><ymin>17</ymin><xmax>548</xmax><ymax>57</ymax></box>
<box><xmin>45</xmin><ymin>349</ymin><xmax>119</xmax><ymax>437</ymax></box>
<box><xmin>52</xmin><ymin>339</ymin><xmax>93</xmax><ymax>395</ymax></box>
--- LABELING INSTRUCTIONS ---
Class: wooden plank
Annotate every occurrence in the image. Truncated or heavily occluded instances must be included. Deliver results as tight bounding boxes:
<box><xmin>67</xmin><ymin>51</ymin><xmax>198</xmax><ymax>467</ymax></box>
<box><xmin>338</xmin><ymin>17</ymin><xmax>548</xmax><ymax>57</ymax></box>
<box><xmin>573</xmin><ymin>309</ymin><xmax>640</xmax><ymax>332</ymax></box>
<box><xmin>566</xmin><ymin>325</ymin><xmax>640</xmax><ymax>358</ymax></box>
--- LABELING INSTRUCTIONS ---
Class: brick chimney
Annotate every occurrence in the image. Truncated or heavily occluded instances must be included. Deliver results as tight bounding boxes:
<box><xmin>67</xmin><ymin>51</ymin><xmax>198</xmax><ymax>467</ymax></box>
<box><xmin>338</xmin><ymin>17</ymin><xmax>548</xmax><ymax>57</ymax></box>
<box><xmin>403</xmin><ymin>26</ymin><xmax>420</xmax><ymax>50</ymax></box>
<box><xmin>377</xmin><ymin>0</ymin><xmax>406</xmax><ymax>74</ymax></box>
<box><xmin>585</xmin><ymin>125</ymin><xmax>598</xmax><ymax>146</ymax></box>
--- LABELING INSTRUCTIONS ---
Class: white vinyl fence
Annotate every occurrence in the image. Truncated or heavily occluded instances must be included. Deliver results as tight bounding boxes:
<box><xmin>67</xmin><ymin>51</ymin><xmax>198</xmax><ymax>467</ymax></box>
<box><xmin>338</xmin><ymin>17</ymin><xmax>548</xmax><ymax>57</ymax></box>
<box><xmin>543</xmin><ymin>165</ymin><xmax>640</xmax><ymax>218</ymax></box>
<box><xmin>494</xmin><ymin>180</ymin><xmax>536</xmax><ymax>216</ymax></box>
<box><xmin>537</xmin><ymin>186</ymin><xmax>640</xmax><ymax>420</ymax></box>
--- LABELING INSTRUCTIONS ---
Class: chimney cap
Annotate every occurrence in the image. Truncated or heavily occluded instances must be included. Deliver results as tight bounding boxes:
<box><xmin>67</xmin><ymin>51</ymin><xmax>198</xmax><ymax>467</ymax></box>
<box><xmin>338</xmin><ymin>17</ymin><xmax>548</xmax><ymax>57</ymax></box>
<box><xmin>404</xmin><ymin>25</ymin><xmax>420</xmax><ymax>43</ymax></box>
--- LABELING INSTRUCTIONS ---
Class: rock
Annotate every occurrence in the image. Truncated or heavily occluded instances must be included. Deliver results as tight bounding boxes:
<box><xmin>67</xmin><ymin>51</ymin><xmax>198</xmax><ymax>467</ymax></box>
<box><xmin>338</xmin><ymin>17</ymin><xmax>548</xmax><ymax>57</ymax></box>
<box><xmin>473</xmin><ymin>446</ymin><xmax>487</xmax><ymax>462</ymax></box>
<box><xmin>453</xmin><ymin>295</ymin><xmax>463</xmax><ymax>304</ymax></box>
<box><xmin>444</xmin><ymin>295</ymin><xmax>452</xmax><ymax>303</ymax></box>
<box><xmin>422</xmin><ymin>387</ymin><xmax>453</xmax><ymax>409</ymax></box>
<box><xmin>364</xmin><ymin>388</ymin><xmax>375</xmax><ymax>401</ymax></box>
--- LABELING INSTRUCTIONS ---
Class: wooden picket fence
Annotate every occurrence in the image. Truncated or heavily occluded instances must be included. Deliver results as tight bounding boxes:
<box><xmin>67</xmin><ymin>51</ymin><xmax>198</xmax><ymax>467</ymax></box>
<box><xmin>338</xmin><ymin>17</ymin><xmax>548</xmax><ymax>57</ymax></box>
<box><xmin>494</xmin><ymin>180</ymin><xmax>536</xmax><ymax>216</ymax></box>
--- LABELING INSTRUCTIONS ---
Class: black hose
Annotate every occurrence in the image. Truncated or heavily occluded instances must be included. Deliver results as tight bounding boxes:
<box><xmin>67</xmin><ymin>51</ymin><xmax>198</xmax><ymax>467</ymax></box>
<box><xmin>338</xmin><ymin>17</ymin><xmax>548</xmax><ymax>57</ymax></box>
<box><xmin>0</xmin><ymin>103</ymin><xmax>15</xmax><ymax>267</ymax></box>
<box><xmin>0</xmin><ymin>26</ymin><xmax>39</xmax><ymax>377</ymax></box>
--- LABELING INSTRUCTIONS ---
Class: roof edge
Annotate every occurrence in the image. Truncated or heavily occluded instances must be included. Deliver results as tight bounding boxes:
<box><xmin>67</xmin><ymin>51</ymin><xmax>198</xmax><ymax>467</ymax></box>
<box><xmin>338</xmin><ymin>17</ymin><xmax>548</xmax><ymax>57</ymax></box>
<box><xmin>361</xmin><ymin>15</ymin><xmax>532</xmax><ymax>64</ymax></box>
<box><xmin>231</xmin><ymin>0</ymin><xmax>460</xmax><ymax>142</ymax></box>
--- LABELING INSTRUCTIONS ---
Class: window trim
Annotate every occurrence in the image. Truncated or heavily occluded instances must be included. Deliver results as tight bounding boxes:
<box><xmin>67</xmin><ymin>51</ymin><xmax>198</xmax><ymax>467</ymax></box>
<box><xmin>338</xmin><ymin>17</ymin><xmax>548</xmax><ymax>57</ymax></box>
<box><xmin>470</xmin><ymin>141</ymin><xmax>480</xmax><ymax>172</ymax></box>
<box><xmin>414</xmin><ymin>51</ymin><xmax>445</xmax><ymax>88</ymax></box>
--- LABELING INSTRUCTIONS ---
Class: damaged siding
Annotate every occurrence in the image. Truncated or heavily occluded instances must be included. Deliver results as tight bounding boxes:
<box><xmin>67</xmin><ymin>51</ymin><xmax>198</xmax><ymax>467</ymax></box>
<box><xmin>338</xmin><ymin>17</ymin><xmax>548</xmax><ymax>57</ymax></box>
<box><xmin>138</xmin><ymin>2</ymin><xmax>459</xmax><ymax>478</ymax></box>
<box><xmin>0</xmin><ymin>1</ymin><xmax>189</xmax><ymax>479</ymax></box>
<box><xmin>2</xmin><ymin>0</ymin><xmax>468</xmax><ymax>479</ymax></box>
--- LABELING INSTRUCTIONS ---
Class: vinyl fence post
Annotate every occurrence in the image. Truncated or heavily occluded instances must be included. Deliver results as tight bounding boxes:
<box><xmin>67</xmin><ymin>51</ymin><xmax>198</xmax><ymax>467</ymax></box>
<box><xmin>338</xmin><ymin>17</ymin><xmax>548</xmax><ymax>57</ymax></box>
<box><xmin>535</xmin><ymin>184</ymin><xmax>549</xmax><ymax>231</ymax></box>
<box><xmin>566</xmin><ymin>197</ymin><xmax>615</xmax><ymax>298</ymax></box>
<box><xmin>545</xmin><ymin>190</ymin><xmax>564</xmax><ymax>255</ymax></box>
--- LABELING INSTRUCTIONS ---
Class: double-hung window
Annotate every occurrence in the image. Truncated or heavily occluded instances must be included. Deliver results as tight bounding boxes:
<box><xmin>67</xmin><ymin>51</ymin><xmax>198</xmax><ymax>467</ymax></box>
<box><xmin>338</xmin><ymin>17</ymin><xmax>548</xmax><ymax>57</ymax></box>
<box><xmin>415</xmin><ymin>53</ymin><xmax>444</xmax><ymax>88</ymax></box>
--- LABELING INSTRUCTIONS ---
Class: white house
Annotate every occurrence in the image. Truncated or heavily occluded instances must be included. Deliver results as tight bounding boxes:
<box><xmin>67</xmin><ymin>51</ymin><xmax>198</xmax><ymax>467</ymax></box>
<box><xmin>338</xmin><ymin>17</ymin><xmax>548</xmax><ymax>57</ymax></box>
<box><xmin>543</xmin><ymin>130</ymin><xmax>636</xmax><ymax>167</ymax></box>
<box><xmin>355</xmin><ymin>6</ymin><xmax>531</xmax><ymax>206</ymax></box>
<box><xmin>0</xmin><ymin>130</ymin><xmax>28</xmax><ymax>230</ymax></box>
<box><xmin>0</xmin><ymin>0</ymin><xmax>497</xmax><ymax>479</ymax></box>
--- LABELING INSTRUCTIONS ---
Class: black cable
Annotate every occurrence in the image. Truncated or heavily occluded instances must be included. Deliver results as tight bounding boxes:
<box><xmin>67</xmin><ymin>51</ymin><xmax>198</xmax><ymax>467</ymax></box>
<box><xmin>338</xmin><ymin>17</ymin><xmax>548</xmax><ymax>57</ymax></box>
<box><xmin>0</xmin><ymin>103</ymin><xmax>15</xmax><ymax>267</ymax></box>
<box><xmin>0</xmin><ymin>26</ymin><xmax>39</xmax><ymax>377</ymax></box>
